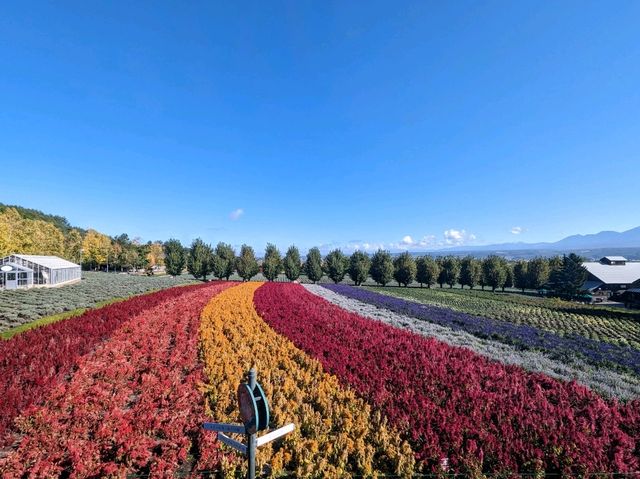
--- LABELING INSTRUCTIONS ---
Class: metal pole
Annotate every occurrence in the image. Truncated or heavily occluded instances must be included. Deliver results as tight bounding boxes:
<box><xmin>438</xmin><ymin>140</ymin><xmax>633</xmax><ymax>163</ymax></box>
<box><xmin>247</xmin><ymin>368</ymin><xmax>257</xmax><ymax>479</ymax></box>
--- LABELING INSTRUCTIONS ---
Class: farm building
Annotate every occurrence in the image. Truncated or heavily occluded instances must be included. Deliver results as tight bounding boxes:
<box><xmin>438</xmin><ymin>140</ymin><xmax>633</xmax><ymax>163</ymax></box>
<box><xmin>581</xmin><ymin>256</ymin><xmax>640</xmax><ymax>294</ymax></box>
<box><xmin>0</xmin><ymin>254</ymin><xmax>81</xmax><ymax>290</ymax></box>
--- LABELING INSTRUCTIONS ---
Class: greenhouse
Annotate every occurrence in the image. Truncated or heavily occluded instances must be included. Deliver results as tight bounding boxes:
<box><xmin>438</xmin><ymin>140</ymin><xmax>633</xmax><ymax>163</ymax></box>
<box><xmin>0</xmin><ymin>254</ymin><xmax>81</xmax><ymax>290</ymax></box>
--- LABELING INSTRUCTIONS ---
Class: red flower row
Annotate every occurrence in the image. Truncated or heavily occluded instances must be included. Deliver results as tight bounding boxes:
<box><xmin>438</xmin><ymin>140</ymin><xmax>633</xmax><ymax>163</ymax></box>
<box><xmin>0</xmin><ymin>282</ymin><xmax>232</xmax><ymax>478</ymax></box>
<box><xmin>253</xmin><ymin>283</ymin><xmax>640</xmax><ymax>474</ymax></box>
<box><xmin>0</xmin><ymin>282</ymin><xmax>213</xmax><ymax>445</ymax></box>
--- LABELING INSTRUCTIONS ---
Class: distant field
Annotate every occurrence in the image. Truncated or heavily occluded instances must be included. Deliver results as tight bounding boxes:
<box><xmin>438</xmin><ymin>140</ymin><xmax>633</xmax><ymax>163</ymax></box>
<box><xmin>368</xmin><ymin>285</ymin><xmax>640</xmax><ymax>349</ymax></box>
<box><xmin>0</xmin><ymin>271</ymin><xmax>197</xmax><ymax>332</ymax></box>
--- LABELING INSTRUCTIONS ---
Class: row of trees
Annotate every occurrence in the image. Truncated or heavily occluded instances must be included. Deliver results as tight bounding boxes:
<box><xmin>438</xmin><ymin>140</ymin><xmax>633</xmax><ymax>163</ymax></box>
<box><xmin>0</xmin><ymin>207</ymin><xmax>165</xmax><ymax>273</ymax></box>
<box><xmin>169</xmin><ymin>239</ymin><xmax>587</xmax><ymax>297</ymax></box>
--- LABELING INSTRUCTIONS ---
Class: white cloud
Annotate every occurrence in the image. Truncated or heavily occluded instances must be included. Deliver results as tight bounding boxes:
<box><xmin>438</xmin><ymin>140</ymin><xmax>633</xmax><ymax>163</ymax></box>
<box><xmin>229</xmin><ymin>208</ymin><xmax>244</xmax><ymax>221</ymax></box>
<box><xmin>401</xmin><ymin>235</ymin><xmax>414</xmax><ymax>245</ymax></box>
<box><xmin>443</xmin><ymin>229</ymin><xmax>476</xmax><ymax>246</ymax></box>
<box><xmin>511</xmin><ymin>226</ymin><xmax>524</xmax><ymax>235</ymax></box>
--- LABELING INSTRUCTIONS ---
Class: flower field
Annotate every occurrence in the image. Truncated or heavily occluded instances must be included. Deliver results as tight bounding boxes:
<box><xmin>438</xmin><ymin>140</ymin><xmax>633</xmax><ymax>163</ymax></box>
<box><xmin>0</xmin><ymin>282</ymin><xmax>215</xmax><ymax>445</ymax></box>
<box><xmin>306</xmin><ymin>284</ymin><xmax>640</xmax><ymax>400</ymax></box>
<box><xmin>0</xmin><ymin>271</ymin><xmax>196</xmax><ymax>332</ymax></box>
<box><xmin>254</xmin><ymin>283</ymin><xmax>640</xmax><ymax>475</ymax></box>
<box><xmin>2</xmin><ymin>278</ymin><xmax>639</xmax><ymax>477</ymax></box>
<box><xmin>325</xmin><ymin>284</ymin><xmax>640</xmax><ymax>376</ymax></box>
<box><xmin>199</xmin><ymin>282</ymin><xmax>416</xmax><ymax>477</ymax></box>
<box><xmin>370</xmin><ymin>285</ymin><xmax>640</xmax><ymax>349</ymax></box>
<box><xmin>0</xmin><ymin>282</ymin><xmax>232</xmax><ymax>478</ymax></box>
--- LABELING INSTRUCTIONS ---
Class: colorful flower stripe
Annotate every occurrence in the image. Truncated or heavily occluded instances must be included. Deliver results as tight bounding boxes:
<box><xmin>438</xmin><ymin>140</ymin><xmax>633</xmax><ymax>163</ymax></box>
<box><xmin>0</xmin><ymin>281</ymin><xmax>213</xmax><ymax>446</ymax></box>
<box><xmin>304</xmin><ymin>284</ymin><xmax>640</xmax><ymax>400</ymax></box>
<box><xmin>199</xmin><ymin>282</ymin><xmax>416</xmax><ymax>478</ymax></box>
<box><xmin>0</xmin><ymin>282</ymin><xmax>232</xmax><ymax>478</ymax></box>
<box><xmin>323</xmin><ymin>283</ymin><xmax>640</xmax><ymax>375</ymax></box>
<box><xmin>254</xmin><ymin>283</ymin><xmax>640</xmax><ymax>474</ymax></box>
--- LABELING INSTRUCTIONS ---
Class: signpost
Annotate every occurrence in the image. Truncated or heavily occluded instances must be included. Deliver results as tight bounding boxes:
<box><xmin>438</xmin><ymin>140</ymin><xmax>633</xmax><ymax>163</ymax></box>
<box><xmin>203</xmin><ymin>368</ymin><xmax>295</xmax><ymax>479</ymax></box>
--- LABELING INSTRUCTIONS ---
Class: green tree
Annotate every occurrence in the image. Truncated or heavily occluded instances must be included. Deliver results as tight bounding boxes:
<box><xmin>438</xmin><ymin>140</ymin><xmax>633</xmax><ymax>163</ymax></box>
<box><xmin>370</xmin><ymin>249</ymin><xmax>394</xmax><ymax>286</ymax></box>
<box><xmin>527</xmin><ymin>257</ymin><xmax>550</xmax><ymax>290</ymax></box>
<box><xmin>187</xmin><ymin>238</ymin><xmax>214</xmax><ymax>281</ymax></box>
<box><xmin>547</xmin><ymin>253</ymin><xmax>588</xmax><ymax>298</ymax></box>
<box><xmin>503</xmin><ymin>262</ymin><xmax>514</xmax><ymax>292</ymax></box>
<box><xmin>393</xmin><ymin>252</ymin><xmax>417</xmax><ymax>287</ymax></box>
<box><xmin>164</xmin><ymin>238</ymin><xmax>186</xmax><ymax>276</ymax></box>
<box><xmin>513</xmin><ymin>260</ymin><xmax>529</xmax><ymax>292</ymax></box>
<box><xmin>348</xmin><ymin>251</ymin><xmax>371</xmax><ymax>286</ymax></box>
<box><xmin>283</xmin><ymin>245</ymin><xmax>302</xmax><ymax>282</ymax></box>
<box><xmin>262</xmin><ymin>243</ymin><xmax>282</xmax><ymax>281</ymax></box>
<box><xmin>459</xmin><ymin>256</ymin><xmax>481</xmax><ymax>289</ymax></box>
<box><xmin>440</xmin><ymin>256</ymin><xmax>461</xmax><ymax>288</ymax></box>
<box><xmin>305</xmin><ymin>247</ymin><xmax>324</xmax><ymax>283</ymax></box>
<box><xmin>416</xmin><ymin>256</ymin><xmax>439</xmax><ymax>288</ymax></box>
<box><xmin>212</xmin><ymin>242</ymin><xmax>236</xmax><ymax>280</ymax></box>
<box><xmin>324</xmin><ymin>249</ymin><xmax>348</xmax><ymax>284</ymax></box>
<box><xmin>236</xmin><ymin>244</ymin><xmax>259</xmax><ymax>281</ymax></box>
<box><xmin>482</xmin><ymin>255</ymin><xmax>507</xmax><ymax>292</ymax></box>
<box><xmin>548</xmin><ymin>255</ymin><xmax>563</xmax><ymax>273</ymax></box>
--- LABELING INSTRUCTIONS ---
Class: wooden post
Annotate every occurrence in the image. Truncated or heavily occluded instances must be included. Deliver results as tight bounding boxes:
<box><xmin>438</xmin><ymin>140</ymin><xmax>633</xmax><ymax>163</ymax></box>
<box><xmin>247</xmin><ymin>368</ymin><xmax>257</xmax><ymax>479</ymax></box>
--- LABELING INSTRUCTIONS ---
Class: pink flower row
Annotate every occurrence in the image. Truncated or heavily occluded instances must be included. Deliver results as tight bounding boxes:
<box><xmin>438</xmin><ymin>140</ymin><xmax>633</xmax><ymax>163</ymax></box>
<box><xmin>253</xmin><ymin>283</ymin><xmax>640</xmax><ymax>474</ymax></box>
<box><xmin>0</xmin><ymin>282</ymin><xmax>231</xmax><ymax>478</ymax></box>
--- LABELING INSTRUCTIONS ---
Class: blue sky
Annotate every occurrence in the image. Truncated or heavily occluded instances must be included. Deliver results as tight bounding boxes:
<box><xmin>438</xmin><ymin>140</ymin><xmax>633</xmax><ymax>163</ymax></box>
<box><xmin>1</xmin><ymin>1</ymin><xmax>639</xmax><ymax>253</ymax></box>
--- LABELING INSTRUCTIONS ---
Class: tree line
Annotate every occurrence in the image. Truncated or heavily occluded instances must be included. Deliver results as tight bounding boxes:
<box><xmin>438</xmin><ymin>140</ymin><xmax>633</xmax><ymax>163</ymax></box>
<box><xmin>1</xmin><ymin>207</ymin><xmax>165</xmax><ymax>274</ymax></box>
<box><xmin>168</xmin><ymin>239</ymin><xmax>589</xmax><ymax>298</ymax></box>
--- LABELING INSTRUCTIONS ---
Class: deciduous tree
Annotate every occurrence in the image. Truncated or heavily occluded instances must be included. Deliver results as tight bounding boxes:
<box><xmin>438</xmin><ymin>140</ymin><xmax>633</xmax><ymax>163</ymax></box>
<box><xmin>305</xmin><ymin>247</ymin><xmax>324</xmax><ymax>283</ymax></box>
<box><xmin>370</xmin><ymin>249</ymin><xmax>394</xmax><ymax>287</ymax></box>
<box><xmin>513</xmin><ymin>260</ymin><xmax>528</xmax><ymax>292</ymax></box>
<box><xmin>236</xmin><ymin>244</ymin><xmax>259</xmax><ymax>281</ymax></box>
<box><xmin>324</xmin><ymin>249</ymin><xmax>348</xmax><ymax>284</ymax></box>
<box><xmin>459</xmin><ymin>256</ymin><xmax>481</xmax><ymax>289</ymax></box>
<box><xmin>164</xmin><ymin>239</ymin><xmax>186</xmax><ymax>276</ymax></box>
<box><xmin>393</xmin><ymin>252</ymin><xmax>417</xmax><ymax>287</ymax></box>
<box><xmin>187</xmin><ymin>238</ymin><xmax>213</xmax><ymax>281</ymax></box>
<box><xmin>283</xmin><ymin>245</ymin><xmax>302</xmax><ymax>282</ymax></box>
<box><xmin>348</xmin><ymin>251</ymin><xmax>371</xmax><ymax>286</ymax></box>
<box><xmin>212</xmin><ymin>242</ymin><xmax>236</xmax><ymax>280</ymax></box>
<box><xmin>262</xmin><ymin>243</ymin><xmax>282</xmax><ymax>281</ymax></box>
<box><xmin>416</xmin><ymin>256</ymin><xmax>439</xmax><ymax>288</ymax></box>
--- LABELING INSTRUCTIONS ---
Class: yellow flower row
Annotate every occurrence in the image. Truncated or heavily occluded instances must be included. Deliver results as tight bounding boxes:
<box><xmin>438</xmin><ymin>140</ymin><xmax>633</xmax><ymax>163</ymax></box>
<box><xmin>199</xmin><ymin>282</ymin><xmax>416</xmax><ymax>478</ymax></box>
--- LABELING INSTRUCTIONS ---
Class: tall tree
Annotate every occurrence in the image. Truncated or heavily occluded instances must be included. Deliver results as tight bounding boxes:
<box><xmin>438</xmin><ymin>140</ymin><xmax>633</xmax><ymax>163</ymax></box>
<box><xmin>503</xmin><ymin>262</ymin><xmax>514</xmax><ymax>292</ymax></box>
<box><xmin>236</xmin><ymin>244</ymin><xmax>260</xmax><ymax>281</ymax></box>
<box><xmin>324</xmin><ymin>249</ymin><xmax>348</xmax><ymax>284</ymax></box>
<box><xmin>370</xmin><ymin>249</ymin><xmax>394</xmax><ymax>286</ymax></box>
<box><xmin>548</xmin><ymin>255</ymin><xmax>563</xmax><ymax>273</ymax></box>
<box><xmin>393</xmin><ymin>252</ymin><xmax>417</xmax><ymax>287</ymax></box>
<box><xmin>262</xmin><ymin>243</ymin><xmax>282</xmax><ymax>281</ymax></box>
<box><xmin>187</xmin><ymin>238</ymin><xmax>214</xmax><ymax>281</ymax></box>
<box><xmin>416</xmin><ymin>256</ymin><xmax>439</xmax><ymax>288</ymax></box>
<box><xmin>164</xmin><ymin>239</ymin><xmax>186</xmax><ymax>276</ymax></box>
<box><xmin>82</xmin><ymin>229</ymin><xmax>112</xmax><ymax>270</ymax></box>
<box><xmin>547</xmin><ymin>253</ymin><xmax>588</xmax><ymax>298</ymax></box>
<box><xmin>513</xmin><ymin>260</ymin><xmax>529</xmax><ymax>292</ymax></box>
<box><xmin>146</xmin><ymin>242</ymin><xmax>165</xmax><ymax>272</ymax></box>
<box><xmin>305</xmin><ymin>247</ymin><xmax>324</xmax><ymax>283</ymax></box>
<box><xmin>482</xmin><ymin>255</ymin><xmax>507</xmax><ymax>292</ymax></box>
<box><xmin>459</xmin><ymin>256</ymin><xmax>481</xmax><ymax>289</ymax></box>
<box><xmin>527</xmin><ymin>257</ymin><xmax>550</xmax><ymax>290</ymax></box>
<box><xmin>440</xmin><ymin>256</ymin><xmax>461</xmax><ymax>288</ymax></box>
<box><xmin>212</xmin><ymin>242</ymin><xmax>236</xmax><ymax>280</ymax></box>
<box><xmin>283</xmin><ymin>245</ymin><xmax>302</xmax><ymax>282</ymax></box>
<box><xmin>64</xmin><ymin>229</ymin><xmax>84</xmax><ymax>264</ymax></box>
<box><xmin>348</xmin><ymin>251</ymin><xmax>371</xmax><ymax>286</ymax></box>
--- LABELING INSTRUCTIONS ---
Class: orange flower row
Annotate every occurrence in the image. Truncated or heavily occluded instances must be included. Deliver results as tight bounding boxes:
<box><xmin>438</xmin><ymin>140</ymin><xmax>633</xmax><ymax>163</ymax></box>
<box><xmin>199</xmin><ymin>282</ymin><xmax>416</xmax><ymax>478</ymax></box>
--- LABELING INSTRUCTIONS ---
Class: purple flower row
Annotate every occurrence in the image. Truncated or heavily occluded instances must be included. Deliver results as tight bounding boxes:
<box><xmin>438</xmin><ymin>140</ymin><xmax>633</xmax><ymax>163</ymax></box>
<box><xmin>322</xmin><ymin>284</ymin><xmax>640</xmax><ymax>376</ymax></box>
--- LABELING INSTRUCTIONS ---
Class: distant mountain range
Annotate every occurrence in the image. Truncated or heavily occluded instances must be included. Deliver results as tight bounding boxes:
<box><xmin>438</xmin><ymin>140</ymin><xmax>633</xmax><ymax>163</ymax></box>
<box><xmin>434</xmin><ymin>226</ymin><xmax>640</xmax><ymax>260</ymax></box>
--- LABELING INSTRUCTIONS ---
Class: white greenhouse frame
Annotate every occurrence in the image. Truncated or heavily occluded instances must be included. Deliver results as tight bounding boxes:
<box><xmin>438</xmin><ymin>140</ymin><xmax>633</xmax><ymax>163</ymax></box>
<box><xmin>0</xmin><ymin>254</ymin><xmax>81</xmax><ymax>290</ymax></box>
